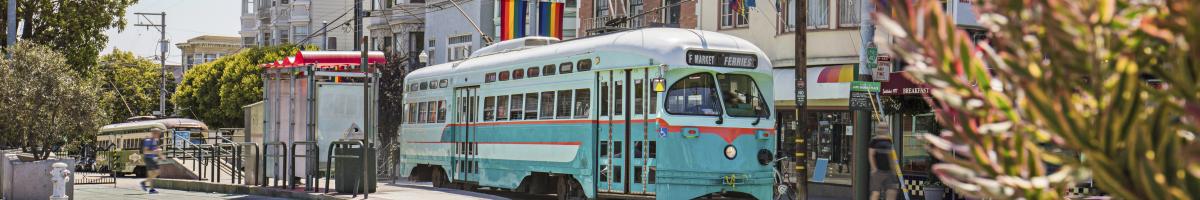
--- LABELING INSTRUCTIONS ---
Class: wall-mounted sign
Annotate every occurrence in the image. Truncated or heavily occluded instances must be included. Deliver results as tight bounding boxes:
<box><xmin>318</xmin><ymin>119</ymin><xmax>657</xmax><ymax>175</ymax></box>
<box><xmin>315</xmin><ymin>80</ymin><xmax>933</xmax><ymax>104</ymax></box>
<box><xmin>685</xmin><ymin>50</ymin><xmax>757</xmax><ymax>68</ymax></box>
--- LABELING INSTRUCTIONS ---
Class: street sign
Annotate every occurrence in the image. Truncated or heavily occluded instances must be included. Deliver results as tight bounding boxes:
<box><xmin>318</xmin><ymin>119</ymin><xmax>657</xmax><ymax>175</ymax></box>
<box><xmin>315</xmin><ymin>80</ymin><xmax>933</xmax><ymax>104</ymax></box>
<box><xmin>873</xmin><ymin>55</ymin><xmax>892</xmax><ymax>82</ymax></box>
<box><xmin>851</xmin><ymin>81</ymin><xmax>881</xmax><ymax>92</ymax></box>
<box><xmin>865</xmin><ymin>44</ymin><xmax>879</xmax><ymax>70</ymax></box>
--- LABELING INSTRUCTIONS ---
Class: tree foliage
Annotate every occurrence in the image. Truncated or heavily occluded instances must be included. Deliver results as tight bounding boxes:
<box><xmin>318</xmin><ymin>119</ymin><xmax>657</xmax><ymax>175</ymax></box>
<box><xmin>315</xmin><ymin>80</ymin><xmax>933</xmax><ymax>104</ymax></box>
<box><xmin>0</xmin><ymin>0</ymin><xmax>139</xmax><ymax>72</ymax></box>
<box><xmin>94</xmin><ymin>49</ymin><xmax>173</xmax><ymax>123</ymax></box>
<box><xmin>876</xmin><ymin>0</ymin><xmax>1200</xmax><ymax>199</ymax></box>
<box><xmin>172</xmin><ymin>44</ymin><xmax>308</xmax><ymax>128</ymax></box>
<box><xmin>0</xmin><ymin>41</ymin><xmax>105</xmax><ymax>159</ymax></box>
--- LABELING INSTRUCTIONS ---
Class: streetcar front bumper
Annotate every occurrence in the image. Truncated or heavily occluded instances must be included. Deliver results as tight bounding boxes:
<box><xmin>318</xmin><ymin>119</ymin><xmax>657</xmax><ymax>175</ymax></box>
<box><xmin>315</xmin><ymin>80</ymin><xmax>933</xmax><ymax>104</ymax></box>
<box><xmin>655</xmin><ymin>170</ymin><xmax>774</xmax><ymax>199</ymax></box>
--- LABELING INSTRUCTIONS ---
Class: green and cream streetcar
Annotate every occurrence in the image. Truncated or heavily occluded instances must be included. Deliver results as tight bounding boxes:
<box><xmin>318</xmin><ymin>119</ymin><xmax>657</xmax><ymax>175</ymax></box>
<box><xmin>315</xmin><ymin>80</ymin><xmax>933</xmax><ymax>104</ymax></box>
<box><xmin>95</xmin><ymin>117</ymin><xmax>208</xmax><ymax>176</ymax></box>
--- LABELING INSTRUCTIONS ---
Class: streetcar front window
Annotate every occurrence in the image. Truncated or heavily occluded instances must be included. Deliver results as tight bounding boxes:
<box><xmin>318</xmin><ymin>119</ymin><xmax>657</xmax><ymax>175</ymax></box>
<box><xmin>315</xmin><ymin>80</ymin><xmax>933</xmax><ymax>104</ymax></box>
<box><xmin>717</xmin><ymin>74</ymin><xmax>769</xmax><ymax>118</ymax></box>
<box><xmin>665</xmin><ymin>73</ymin><xmax>722</xmax><ymax>116</ymax></box>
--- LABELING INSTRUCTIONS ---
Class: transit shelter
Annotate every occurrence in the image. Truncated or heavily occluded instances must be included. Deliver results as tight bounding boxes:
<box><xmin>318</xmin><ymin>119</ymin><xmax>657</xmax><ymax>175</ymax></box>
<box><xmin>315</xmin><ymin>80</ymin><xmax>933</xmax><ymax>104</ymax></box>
<box><xmin>259</xmin><ymin>51</ymin><xmax>384</xmax><ymax>186</ymax></box>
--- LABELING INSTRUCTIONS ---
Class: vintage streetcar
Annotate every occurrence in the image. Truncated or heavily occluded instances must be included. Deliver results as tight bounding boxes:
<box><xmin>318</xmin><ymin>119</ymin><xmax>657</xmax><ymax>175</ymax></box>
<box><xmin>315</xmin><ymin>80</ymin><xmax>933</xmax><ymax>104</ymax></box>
<box><xmin>398</xmin><ymin>28</ymin><xmax>776</xmax><ymax>199</ymax></box>
<box><xmin>95</xmin><ymin>117</ymin><xmax>208</xmax><ymax>177</ymax></box>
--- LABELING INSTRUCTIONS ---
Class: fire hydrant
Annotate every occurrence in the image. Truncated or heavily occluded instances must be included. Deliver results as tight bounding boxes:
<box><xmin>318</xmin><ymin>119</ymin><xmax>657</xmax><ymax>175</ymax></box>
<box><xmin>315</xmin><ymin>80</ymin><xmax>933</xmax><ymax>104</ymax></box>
<box><xmin>49</xmin><ymin>162</ymin><xmax>71</xmax><ymax>200</ymax></box>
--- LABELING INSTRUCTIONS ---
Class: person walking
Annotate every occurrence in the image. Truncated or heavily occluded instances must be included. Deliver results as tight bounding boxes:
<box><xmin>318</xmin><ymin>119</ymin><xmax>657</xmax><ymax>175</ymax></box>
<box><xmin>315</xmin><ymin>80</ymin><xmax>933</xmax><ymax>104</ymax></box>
<box><xmin>140</xmin><ymin>128</ymin><xmax>165</xmax><ymax>194</ymax></box>
<box><xmin>868</xmin><ymin>122</ymin><xmax>899</xmax><ymax>200</ymax></box>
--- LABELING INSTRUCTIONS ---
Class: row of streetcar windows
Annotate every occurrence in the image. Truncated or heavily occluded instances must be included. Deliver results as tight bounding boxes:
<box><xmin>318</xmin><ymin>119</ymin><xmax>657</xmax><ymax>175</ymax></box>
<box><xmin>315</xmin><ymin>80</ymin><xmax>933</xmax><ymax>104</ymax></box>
<box><xmin>486</xmin><ymin>59</ymin><xmax>592</xmax><ymax>83</ymax></box>
<box><xmin>409</xmin><ymin>79</ymin><xmax>450</xmax><ymax>92</ymax></box>
<box><xmin>405</xmin><ymin>100</ymin><xmax>448</xmax><ymax>124</ymax></box>
<box><xmin>483</xmin><ymin>89</ymin><xmax>591</xmax><ymax>121</ymax></box>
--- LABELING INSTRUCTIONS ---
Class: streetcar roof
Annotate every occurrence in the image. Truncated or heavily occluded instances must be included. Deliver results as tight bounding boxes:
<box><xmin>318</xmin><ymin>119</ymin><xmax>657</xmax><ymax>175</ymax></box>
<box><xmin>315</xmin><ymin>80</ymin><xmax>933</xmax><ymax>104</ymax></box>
<box><xmin>99</xmin><ymin>118</ymin><xmax>209</xmax><ymax>133</ymax></box>
<box><xmin>407</xmin><ymin>28</ymin><xmax>771</xmax><ymax>80</ymax></box>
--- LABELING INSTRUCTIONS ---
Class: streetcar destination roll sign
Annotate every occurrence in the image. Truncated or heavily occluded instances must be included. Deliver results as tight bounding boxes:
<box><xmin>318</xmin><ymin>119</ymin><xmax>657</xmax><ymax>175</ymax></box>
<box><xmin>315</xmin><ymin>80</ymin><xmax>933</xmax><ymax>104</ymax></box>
<box><xmin>686</xmin><ymin>50</ymin><xmax>757</xmax><ymax>68</ymax></box>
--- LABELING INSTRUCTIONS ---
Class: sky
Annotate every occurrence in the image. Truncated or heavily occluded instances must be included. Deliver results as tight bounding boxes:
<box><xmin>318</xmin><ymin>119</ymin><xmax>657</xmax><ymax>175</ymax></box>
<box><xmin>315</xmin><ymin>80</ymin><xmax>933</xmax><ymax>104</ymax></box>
<box><xmin>102</xmin><ymin>0</ymin><xmax>243</xmax><ymax>65</ymax></box>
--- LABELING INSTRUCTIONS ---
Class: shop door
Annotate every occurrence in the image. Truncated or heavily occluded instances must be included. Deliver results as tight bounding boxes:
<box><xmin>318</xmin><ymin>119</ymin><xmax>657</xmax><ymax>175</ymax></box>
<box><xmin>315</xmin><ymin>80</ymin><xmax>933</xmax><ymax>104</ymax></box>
<box><xmin>452</xmin><ymin>86</ymin><xmax>479</xmax><ymax>183</ymax></box>
<box><xmin>596</xmin><ymin>68</ymin><xmax>658</xmax><ymax>195</ymax></box>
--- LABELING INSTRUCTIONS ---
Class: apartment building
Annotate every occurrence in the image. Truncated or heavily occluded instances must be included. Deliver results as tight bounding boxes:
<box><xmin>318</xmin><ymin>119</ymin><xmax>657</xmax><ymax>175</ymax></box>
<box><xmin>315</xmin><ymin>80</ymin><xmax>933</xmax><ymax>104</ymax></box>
<box><xmin>240</xmin><ymin>0</ymin><xmax>359</xmax><ymax>50</ymax></box>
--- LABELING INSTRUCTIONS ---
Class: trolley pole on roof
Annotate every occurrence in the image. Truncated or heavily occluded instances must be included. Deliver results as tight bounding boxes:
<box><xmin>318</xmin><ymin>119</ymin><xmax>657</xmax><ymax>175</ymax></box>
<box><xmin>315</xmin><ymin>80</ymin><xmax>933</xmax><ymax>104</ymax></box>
<box><xmin>134</xmin><ymin>12</ymin><xmax>168</xmax><ymax>116</ymax></box>
<box><xmin>793</xmin><ymin>0</ymin><xmax>809</xmax><ymax>199</ymax></box>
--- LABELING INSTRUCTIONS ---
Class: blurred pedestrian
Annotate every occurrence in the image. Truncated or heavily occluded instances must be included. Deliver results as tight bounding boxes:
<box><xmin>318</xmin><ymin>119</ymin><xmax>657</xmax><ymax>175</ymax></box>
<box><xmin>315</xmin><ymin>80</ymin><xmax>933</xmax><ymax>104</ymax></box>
<box><xmin>869</xmin><ymin>121</ymin><xmax>898</xmax><ymax>200</ymax></box>
<box><xmin>140</xmin><ymin>128</ymin><xmax>164</xmax><ymax>194</ymax></box>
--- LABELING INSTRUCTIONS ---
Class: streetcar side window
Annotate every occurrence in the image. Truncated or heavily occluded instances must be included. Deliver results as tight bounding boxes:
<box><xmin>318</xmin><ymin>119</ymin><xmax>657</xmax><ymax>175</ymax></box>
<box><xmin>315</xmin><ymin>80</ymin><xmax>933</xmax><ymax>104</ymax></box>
<box><xmin>440</xmin><ymin>79</ymin><xmax>449</xmax><ymax>88</ymax></box>
<box><xmin>512</xmin><ymin>69</ymin><xmax>525</xmax><ymax>80</ymax></box>
<box><xmin>485</xmin><ymin>73</ymin><xmax>497</xmax><ymax>83</ymax></box>
<box><xmin>437</xmin><ymin>100</ymin><xmax>447</xmax><ymax>123</ymax></box>
<box><xmin>574</xmin><ymin>89</ymin><xmax>590</xmax><ymax>118</ymax></box>
<box><xmin>524</xmin><ymin>93</ymin><xmax>538</xmax><ymax>120</ymax></box>
<box><xmin>577</xmin><ymin>59</ymin><xmax>592</xmax><ymax>71</ymax></box>
<box><xmin>409</xmin><ymin>103</ymin><xmax>418</xmax><ymax>124</ymax></box>
<box><xmin>420</xmin><ymin>81</ymin><xmax>429</xmax><ymax>90</ymax></box>
<box><xmin>615</xmin><ymin>81</ymin><xmax>624</xmax><ymax>115</ymax></box>
<box><xmin>429</xmin><ymin>80</ymin><xmax>438</xmax><ymax>89</ymax></box>
<box><xmin>499</xmin><ymin>71</ymin><xmax>510</xmax><ymax>81</ymax></box>
<box><xmin>484</xmin><ymin>96</ymin><xmax>496</xmax><ymax>121</ymax></box>
<box><xmin>543</xmin><ymin>65</ymin><xmax>556</xmax><ymax>76</ymax></box>
<box><xmin>665</xmin><ymin>73</ymin><xmax>722</xmax><ymax>116</ymax></box>
<box><xmin>418</xmin><ymin>102</ymin><xmax>428</xmax><ymax>123</ymax></box>
<box><xmin>540</xmin><ymin>92</ymin><xmax>555</xmax><ymax>119</ymax></box>
<box><xmin>497</xmin><ymin>95</ymin><xmax>510</xmax><ymax>120</ymax></box>
<box><xmin>527</xmin><ymin>67</ymin><xmax>540</xmax><ymax>78</ymax></box>
<box><xmin>635</xmin><ymin>79</ymin><xmax>645</xmax><ymax>114</ymax></box>
<box><xmin>600</xmin><ymin>83</ymin><xmax>609</xmax><ymax>117</ymax></box>
<box><xmin>559</xmin><ymin>62</ymin><xmax>574</xmax><ymax>74</ymax></box>
<box><xmin>510</xmin><ymin>94</ymin><xmax>524</xmax><ymax>120</ymax></box>
<box><xmin>556</xmin><ymin>90</ymin><xmax>573</xmax><ymax>118</ymax></box>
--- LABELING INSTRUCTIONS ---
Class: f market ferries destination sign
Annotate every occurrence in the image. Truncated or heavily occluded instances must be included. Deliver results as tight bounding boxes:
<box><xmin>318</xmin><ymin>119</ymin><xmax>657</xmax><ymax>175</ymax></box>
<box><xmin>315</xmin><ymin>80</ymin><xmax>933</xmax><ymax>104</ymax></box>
<box><xmin>686</xmin><ymin>50</ymin><xmax>757</xmax><ymax>68</ymax></box>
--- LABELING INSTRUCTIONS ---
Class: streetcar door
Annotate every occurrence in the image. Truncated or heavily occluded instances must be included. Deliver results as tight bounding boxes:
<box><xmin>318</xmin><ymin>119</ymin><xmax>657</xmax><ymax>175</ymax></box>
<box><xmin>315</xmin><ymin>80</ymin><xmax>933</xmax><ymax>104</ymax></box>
<box><xmin>596</xmin><ymin>67</ymin><xmax>659</xmax><ymax>195</ymax></box>
<box><xmin>452</xmin><ymin>86</ymin><xmax>479</xmax><ymax>184</ymax></box>
<box><xmin>627</xmin><ymin>67</ymin><xmax>658</xmax><ymax>194</ymax></box>
<box><xmin>596</xmin><ymin>69</ymin><xmax>627</xmax><ymax>193</ymax></box>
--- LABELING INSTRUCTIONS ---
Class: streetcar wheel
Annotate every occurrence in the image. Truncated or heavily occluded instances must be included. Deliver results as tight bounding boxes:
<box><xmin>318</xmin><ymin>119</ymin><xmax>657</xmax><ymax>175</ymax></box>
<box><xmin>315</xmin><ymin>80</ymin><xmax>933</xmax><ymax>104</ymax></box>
<box><xmin>431</xmin><ymin>167</ymin><xmax>448</xmax><ymax>188</ymax></box>
<box><xmin>556</xmin><ymin>176</ymin><xmax>586</xmax><ymax>200</ymax></box>
<box><xmin>134</xmin><ymin>167</ymin><xmax>146</xmax><ymax>177</ymax></box>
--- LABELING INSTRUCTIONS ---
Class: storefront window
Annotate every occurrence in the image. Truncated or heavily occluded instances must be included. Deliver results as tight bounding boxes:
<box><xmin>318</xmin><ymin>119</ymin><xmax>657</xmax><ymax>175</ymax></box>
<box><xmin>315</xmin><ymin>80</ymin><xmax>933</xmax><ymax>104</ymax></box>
<box><xmin>900</xmin><ymin>114</ymin><xmax>937</xmax><ymax>175</ymax></box>
<box><xmin>806</xmin><ymin>111</ymin><xmax>854</xmax><ymax>185</ymax></box>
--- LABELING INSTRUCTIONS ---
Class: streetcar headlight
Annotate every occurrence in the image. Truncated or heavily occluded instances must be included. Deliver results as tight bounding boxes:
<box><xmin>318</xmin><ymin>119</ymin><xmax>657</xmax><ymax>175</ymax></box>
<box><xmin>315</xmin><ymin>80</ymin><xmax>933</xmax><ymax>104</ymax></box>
<box><xmin>724</xmin><ymin>145</ymin><xmax>737</xmax><ymax>160</ymax></box>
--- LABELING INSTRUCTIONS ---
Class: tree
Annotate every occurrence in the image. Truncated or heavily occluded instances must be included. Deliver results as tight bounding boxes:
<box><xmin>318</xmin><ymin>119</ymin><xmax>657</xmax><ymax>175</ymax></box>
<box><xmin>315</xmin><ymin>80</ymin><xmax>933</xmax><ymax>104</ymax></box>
<box><xmin>172</xmin><ymin>44</ymin><xmax>308</xmax><ymax>128</ymax></box>
<box><xmin>94</xmin><ymin>49</ymin><xmax>174</xmax><ymax>123</ymax></box>
<box><xmin>875</xmin><ymin>0</ymin><xmax>1200</xmax><ymax>199</ymax></box>
<box><xmin>0</xmin><ymin>0</ymin><xmax>140</xmax><ymax>73</ymax></box>
<box><xmin>376</xmin><ymin>50</ymin><xmax>412</xmax><ymax>177</ymax></box>
<box><xmin>0</xmin><ymin>41</ymin><xmax>105</xmax><ymax>159</ymax></box>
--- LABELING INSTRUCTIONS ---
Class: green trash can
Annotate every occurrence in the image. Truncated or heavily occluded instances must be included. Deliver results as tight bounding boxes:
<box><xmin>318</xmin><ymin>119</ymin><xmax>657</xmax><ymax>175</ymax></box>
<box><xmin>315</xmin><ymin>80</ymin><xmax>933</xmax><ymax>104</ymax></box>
<box><xmin>335</xmin><ymin>146</ymin><xmax>377</xmax><ymax>193</ymax></box>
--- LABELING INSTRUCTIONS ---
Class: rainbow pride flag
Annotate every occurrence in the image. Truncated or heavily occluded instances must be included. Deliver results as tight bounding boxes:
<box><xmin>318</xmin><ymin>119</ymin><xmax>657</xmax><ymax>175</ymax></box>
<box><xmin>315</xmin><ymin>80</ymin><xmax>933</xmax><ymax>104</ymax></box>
<box><xmin>500</xmin><ymin>0</ymin><xmax>528</xmax><ymax>41</ymax></box>
<box><xmin>538</xmin><ymin>1</ymin><xmax>564</xmax><ymax>39</ymax></box>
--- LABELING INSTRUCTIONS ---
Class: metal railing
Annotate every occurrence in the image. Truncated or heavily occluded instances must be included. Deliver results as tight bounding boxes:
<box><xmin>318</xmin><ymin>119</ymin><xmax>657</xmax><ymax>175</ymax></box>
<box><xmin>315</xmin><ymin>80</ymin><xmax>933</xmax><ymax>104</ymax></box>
<box><xmin>290</xmin><ymin>141</ymin><xmax>320</xmax><ymax>191</ymax></box>
<box><xmin>262</xmin><ymin>141</ymin><xmax>288</xmax><ymax>187</ymax></box>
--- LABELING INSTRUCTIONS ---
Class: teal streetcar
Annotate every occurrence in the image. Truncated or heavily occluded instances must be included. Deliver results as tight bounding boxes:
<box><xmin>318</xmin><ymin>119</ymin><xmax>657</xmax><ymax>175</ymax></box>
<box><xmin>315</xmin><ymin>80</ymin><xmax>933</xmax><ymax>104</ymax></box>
<box><xmin>398</xmin><ymin>28</ymin><xmax>776</xmax><ymax>199</ymax></box>
<box><xmin>95</xmin><ymin>117</ymin><xmax>208</xmax><ymax>176</ymax></box>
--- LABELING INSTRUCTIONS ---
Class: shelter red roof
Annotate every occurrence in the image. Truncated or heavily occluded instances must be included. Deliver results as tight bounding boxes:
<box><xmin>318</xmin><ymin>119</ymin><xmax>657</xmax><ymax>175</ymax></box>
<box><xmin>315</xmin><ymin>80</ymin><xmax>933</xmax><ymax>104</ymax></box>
<box><xmin>263</xmin><ymin>51</ymin><xmax>387</xmax><ymax>69</ymax></box>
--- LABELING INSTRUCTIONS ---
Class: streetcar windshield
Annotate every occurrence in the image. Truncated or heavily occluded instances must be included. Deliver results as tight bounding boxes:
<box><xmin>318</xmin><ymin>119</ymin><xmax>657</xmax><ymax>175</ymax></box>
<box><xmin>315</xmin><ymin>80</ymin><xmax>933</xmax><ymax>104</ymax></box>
<box><xmin>717</xmin><ymin>74</ymin><xmax>769</xmax><ymax>118</ymax></box>
<box><xmin>666</xmin><ymin>73</ymin><xmax>723</xmax><ymax>116</ymax></box>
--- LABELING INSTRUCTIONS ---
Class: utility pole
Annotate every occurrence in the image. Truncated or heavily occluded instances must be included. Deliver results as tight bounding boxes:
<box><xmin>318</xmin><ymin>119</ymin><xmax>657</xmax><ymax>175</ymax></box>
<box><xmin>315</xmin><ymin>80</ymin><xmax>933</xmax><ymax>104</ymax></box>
<box><xmin>322</xmin><ymin>21</ymin><xmax>329</xmax><ymax>50</ymax></box>
<box><xmin>135</xmin><ymin>12</ymin><xmax>168</xmax><ymax>116</ymax></box>
<box><xmin>354</xmin><ymin>0</ymin><xmax>362</xmax><ymax>50</ymax></box>
<box><xmin>6</xmin><ymin>0</ymin><xmax>15</xmax><ymax>49</ymax></box>
<box><xmin>852</xmin><ymin>0</ymin><xmax>876</xmax><ymax>199</ymax></box>
<box><xmin>793</xmin><ymin>0</ymin><xmax>809</xmax><ymax>199</ymax></box>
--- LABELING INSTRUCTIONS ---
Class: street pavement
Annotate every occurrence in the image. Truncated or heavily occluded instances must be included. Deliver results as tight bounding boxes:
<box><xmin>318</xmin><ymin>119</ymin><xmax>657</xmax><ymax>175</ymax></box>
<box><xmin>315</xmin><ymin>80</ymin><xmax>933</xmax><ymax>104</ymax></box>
<box><xmin>75</xmin><ymin>177</ymin><xmax>289</xmax><ymax>200</ymax></box>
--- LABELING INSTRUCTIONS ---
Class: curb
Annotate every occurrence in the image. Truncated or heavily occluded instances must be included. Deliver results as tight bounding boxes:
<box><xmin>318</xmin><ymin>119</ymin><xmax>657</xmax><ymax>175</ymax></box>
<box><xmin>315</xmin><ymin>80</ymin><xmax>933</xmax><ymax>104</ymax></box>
<box><xmin>153</xmin><ymin>179</ymin><xmax>349</xmax><ymax>200</ymax></box>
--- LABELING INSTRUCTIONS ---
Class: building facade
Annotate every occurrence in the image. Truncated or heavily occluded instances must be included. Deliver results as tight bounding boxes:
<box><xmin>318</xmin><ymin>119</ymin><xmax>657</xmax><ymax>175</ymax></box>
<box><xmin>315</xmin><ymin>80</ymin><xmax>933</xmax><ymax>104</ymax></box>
<box><xmin>366</xmin><ymin>0</ymin><xmax>428</xmax><ymax>70</ymax></box>
<box><xmin>577</xmin><ymin>0</ymin><xmax>697</xmax><ymax>36</ymax></box>
<box><xmin>175</xmin><ymin>35</ymin><xmax>243</xmax><ymax>71</ymax></box>
<box><xmin>240</xmin><ymin>0</ymin><xmax>359</xmax><ymax>50</ymax></box>
<box><xmin>423</xmin><ymin>0</ymin><xmax>580</xmax><ymax>66</ymax></box>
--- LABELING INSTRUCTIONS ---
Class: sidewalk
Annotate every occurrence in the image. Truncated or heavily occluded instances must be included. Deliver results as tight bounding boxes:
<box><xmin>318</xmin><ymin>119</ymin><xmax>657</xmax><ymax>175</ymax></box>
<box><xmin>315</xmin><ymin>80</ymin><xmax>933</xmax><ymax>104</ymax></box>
<box><xmin>75</xmin><ymin>177</ymin><xmax>288</xmax><ymax>200</ymax></box>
